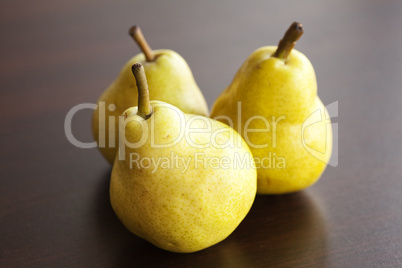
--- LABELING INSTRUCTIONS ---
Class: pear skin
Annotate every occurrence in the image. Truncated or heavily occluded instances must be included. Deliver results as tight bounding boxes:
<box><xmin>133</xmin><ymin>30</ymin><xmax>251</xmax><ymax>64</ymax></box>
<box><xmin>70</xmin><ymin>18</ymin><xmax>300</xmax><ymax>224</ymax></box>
<box><xmin>92</xmin><ymin>26</ymin><xmax>208</xmax><ymax>164</ymax></box>
<box><xmin>110</xmin><ymin>64</ymin><xmax>256</xmax><ymax>253</ymax></box>
<box><xmin>210</xmin><ymin>22</ymin><xmax>332</xmax><ymax>194</ymax></box>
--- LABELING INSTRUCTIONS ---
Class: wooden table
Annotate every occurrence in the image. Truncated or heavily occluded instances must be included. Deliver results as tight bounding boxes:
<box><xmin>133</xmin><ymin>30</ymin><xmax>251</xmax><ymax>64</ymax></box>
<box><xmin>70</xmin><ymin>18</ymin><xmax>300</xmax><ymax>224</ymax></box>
<box><xmin>1</xmin><ymin>0</ymin><xmax>402</xmax><ymax>267</ymax></box>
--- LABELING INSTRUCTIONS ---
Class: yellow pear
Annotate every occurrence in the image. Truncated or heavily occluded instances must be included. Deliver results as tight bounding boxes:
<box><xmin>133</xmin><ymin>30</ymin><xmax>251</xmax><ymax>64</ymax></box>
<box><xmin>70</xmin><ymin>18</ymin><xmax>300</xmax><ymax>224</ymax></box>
<box><xmin>110</xmin><ymin>63</ymin><xmax>256</xmax><ymax>253</ymax></box>
<box><xmin>93</xmin><ymin>26</ymin><xmax>209</xmax><ymax>164</ymax></box>
<box><xmin>210</xmin><ymin>22</ymin><xmax>332</xmax><ymax>194</ymax></box>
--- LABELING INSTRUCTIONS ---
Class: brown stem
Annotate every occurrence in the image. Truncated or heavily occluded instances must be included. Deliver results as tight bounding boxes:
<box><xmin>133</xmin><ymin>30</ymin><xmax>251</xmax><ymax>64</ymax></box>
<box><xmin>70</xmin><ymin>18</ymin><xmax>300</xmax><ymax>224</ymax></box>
<box><xmin>129</xmin><ymin>25</ymin><xmax>155</xmax><ymax>62</ymax></box>
<box><xmin>272</xmin><ymin>22</ymin><xmax>304</xmax><ymax>61</ymax></box>
<box><xmin>131</xmin><ymin>63</ymin><xmax>152</xmax><ymax>119</ymax></box>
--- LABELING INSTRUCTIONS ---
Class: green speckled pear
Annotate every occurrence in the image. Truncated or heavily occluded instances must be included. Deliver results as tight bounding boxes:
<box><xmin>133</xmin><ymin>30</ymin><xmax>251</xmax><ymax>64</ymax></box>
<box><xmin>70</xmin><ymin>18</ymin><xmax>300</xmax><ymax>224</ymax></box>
<box><xmin>93</xmin><ymin>26</ymin><xmax>208</xmax><ymax>164</ymax></box>
<box><xmin>210</xmin><ymin>22</ymin><xmax>332</xmax><ymax>194</ymax></box>
<box><xmin>110</xmin><ymin>63</ymin><xmax>256</xmax><ymax>253</ymax></box>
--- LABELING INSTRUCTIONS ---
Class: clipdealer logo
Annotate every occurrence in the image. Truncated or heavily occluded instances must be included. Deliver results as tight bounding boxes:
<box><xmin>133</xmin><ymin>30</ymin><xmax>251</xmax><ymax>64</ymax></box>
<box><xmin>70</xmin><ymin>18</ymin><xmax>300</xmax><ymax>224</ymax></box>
<box><xmin>128</xmin><ymin>151</ymin><xmax>285</xmax><ymax>173</ymax></box>
<box><xmin>64</xmin><ymin>101</ymin><xmax>338</xmax><ymax>167</ymax></box>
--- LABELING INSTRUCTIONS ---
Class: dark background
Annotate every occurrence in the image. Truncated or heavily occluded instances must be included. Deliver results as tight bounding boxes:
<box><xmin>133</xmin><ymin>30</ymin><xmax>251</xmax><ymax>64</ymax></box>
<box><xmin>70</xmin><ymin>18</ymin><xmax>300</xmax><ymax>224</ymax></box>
<box><xmin>1</xmin><ymin>0</ymin><xmax>402</xmax><ymax>267</ymax></box>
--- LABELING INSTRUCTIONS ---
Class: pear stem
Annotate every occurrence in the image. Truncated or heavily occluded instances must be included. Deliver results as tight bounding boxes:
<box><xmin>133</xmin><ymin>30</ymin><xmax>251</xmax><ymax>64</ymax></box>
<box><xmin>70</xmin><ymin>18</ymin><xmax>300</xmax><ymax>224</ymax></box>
<box><xmin>129</xmin><ymin>25</ymin><xmax>155</xmax><ymax>62</ymax></box>
<box><xmin>272</xmin><ymin>22</ymin><xmax>304</xmax><ymax>61</ymax></box>
<box><xmin>131</xmin><ymin>63</ymin><xmax>152</xmax><ymax>119</ymax></box>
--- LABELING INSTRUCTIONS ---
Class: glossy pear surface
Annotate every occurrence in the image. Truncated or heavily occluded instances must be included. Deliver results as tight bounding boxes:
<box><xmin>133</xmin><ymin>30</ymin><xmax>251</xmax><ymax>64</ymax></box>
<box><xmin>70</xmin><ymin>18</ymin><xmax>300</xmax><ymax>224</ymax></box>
<box><xmin>110</xmin><ymin>101</ymin><xmax>256</xmax><ymax>253</ymax></box>
<box><xmin>93</xmin><ymin>50</ymin><xmax>209</xmax><ymax>164</ymax></box>
<box><xmin>211</xmin><ymin>47</ymin><xmax>332</xmax><ymax>194</ymax></box>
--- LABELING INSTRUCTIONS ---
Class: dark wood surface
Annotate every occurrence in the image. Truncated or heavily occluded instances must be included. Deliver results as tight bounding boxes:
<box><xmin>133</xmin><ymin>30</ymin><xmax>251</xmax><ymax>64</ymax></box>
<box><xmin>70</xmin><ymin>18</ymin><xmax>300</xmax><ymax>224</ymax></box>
<box><xmin>1</xmin><ymin>0</ymin><xmax>402</xmax><ymax>267</ymax></box>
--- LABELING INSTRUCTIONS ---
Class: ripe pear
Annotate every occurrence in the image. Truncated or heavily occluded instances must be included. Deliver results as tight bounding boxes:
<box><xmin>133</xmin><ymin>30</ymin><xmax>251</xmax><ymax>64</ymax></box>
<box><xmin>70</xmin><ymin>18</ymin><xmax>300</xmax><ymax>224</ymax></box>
<box><xmin>210</xmin><ymin>22</ymin><xmax>332</xmax><ymax>194</ymax></box>
<box><xmin>110</xmin><ymin>63</ymin><xmax>256</xmax><ymax>253</ymax></box>
<box><xmin>93</xmin><ymin>26</ymin><xmax>209</xmax><ymax>164</ymax></box>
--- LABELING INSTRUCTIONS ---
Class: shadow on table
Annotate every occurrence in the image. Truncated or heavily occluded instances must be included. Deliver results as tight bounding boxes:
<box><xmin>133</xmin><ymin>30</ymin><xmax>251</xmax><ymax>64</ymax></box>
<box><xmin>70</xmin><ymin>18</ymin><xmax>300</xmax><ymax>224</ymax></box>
<box><xmin>92</xmin><ymin>171</ymin><xmax>328</xmax><ymax>267</ymax></box>
<box><xmin>214</xmin><ymin>191</ymin><xmax>329</xmax><ymax>267</ymax></box>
